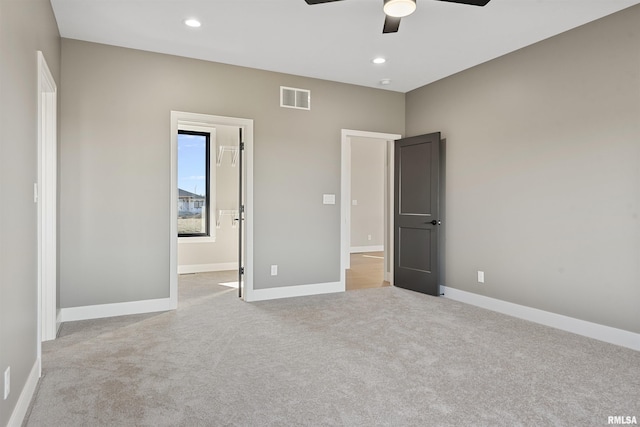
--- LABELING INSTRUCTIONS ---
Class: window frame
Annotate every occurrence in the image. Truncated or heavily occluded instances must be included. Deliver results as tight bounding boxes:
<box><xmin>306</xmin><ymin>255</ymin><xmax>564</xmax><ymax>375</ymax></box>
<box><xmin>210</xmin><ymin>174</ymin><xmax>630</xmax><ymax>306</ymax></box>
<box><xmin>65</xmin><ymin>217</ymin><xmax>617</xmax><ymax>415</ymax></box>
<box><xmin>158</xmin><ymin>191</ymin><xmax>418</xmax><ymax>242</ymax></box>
<box><xmin>177</xmin><ymin>125</ymin><xmax>216</xmax><ymax>243</ymax></box>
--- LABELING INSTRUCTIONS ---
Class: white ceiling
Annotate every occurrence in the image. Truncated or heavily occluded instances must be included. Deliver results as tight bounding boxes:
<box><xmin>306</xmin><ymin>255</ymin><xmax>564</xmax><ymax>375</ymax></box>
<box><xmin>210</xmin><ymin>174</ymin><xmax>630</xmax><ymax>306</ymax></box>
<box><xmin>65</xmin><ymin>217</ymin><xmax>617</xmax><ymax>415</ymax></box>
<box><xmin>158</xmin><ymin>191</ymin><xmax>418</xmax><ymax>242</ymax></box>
<box><xmin>50</xmin><ymin>0</ymin><xmax>640</xmax><ymax>93</ymax></box>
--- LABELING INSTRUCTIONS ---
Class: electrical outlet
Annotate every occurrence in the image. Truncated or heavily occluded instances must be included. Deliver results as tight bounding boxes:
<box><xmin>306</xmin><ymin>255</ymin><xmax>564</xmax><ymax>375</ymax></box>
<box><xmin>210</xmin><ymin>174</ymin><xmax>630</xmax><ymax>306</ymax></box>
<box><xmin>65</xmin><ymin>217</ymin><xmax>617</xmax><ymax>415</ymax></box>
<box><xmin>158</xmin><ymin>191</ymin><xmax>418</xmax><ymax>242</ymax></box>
<box><xmin>271</xmin><ymin>265</ymin><xmax>278</xmax><ymax>276</ymax></box>
<box><xmin>367</xmin><ymin>234</ymin><xmax>372</xmax><ymax>241</ymax></box>
<box><xmin>4</xmin><ymin>366</ymin><xmax>10</xmax><ymax>400</ymax></box>
<box><xmin>477</xmin><ymin>271</ymin><xmax>485</xmax><ymax>284</ymax></box>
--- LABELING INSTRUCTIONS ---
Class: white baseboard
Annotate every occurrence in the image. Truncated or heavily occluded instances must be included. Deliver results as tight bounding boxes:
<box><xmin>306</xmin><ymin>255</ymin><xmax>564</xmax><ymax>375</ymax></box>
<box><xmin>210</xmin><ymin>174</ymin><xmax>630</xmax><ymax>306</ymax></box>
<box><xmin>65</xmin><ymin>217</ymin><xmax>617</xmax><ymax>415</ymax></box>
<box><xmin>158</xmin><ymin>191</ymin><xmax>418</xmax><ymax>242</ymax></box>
<box><xmin>442</xmin><ymin>286</ymin><xmax>640</xmax><ymax>351</ymax></box>
<box><xmin>246</xmin><ymin>281</ymin><xmax>344</xmax><ymax>302</ymax></box>
<box><xmin>7</xmin><ymin>357</ymin><xmax>40</xmax><ymax>427</ymax></box>
<box><xmin>350</xmin><ymin>245</ymin><xmax>384</xmax><ymax>253</ymax></box>
<box><xmin>178</xmin><ymin>262</ymin><xmax>238</xmax><ymax>275</ymax></box>
<box><xmin>60</xmin><ymin>297</ymin><xmax>176</xmax><ymax>322</ymax></box>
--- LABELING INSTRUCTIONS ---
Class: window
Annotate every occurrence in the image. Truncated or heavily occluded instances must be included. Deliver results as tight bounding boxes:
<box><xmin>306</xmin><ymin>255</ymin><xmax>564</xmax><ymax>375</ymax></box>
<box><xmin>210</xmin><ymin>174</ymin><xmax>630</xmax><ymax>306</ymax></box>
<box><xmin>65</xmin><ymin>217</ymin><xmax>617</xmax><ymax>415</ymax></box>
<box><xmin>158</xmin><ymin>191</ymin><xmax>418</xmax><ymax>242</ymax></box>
<box><xmin>177</xmin><ymin>130</ymin><xmax>211</xmax><ymax>237</ymax></box>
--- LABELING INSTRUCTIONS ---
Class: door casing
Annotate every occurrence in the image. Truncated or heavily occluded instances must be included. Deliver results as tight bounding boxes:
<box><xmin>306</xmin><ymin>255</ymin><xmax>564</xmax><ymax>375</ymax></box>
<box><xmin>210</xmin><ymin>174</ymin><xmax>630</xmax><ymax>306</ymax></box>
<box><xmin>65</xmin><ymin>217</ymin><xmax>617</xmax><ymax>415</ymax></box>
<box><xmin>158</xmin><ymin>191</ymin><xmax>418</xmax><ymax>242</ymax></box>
<box><xmin>37</xmin><ymin>51</ymin><xmax>58</xmax><ymax>353</ymax></box>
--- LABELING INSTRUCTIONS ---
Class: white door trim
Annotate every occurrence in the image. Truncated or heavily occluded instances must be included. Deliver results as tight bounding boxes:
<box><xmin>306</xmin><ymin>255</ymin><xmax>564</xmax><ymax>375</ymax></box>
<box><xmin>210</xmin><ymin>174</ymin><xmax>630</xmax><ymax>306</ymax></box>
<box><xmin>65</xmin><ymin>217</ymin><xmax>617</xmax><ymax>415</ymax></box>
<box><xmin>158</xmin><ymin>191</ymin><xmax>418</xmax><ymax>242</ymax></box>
<box><xmin>170</xmin><ymin>111</ymin><xmax>254</xmax><ymax>304</ymax></box>
<box><xmin>37</xmin><ymin>51</ymin><xmax>58</xmax><ymax>350</ymax></box>
<box><xmin>341</xmin><ymin>129</ymin><xmax>401</xmax><ymax>289</ymax></box>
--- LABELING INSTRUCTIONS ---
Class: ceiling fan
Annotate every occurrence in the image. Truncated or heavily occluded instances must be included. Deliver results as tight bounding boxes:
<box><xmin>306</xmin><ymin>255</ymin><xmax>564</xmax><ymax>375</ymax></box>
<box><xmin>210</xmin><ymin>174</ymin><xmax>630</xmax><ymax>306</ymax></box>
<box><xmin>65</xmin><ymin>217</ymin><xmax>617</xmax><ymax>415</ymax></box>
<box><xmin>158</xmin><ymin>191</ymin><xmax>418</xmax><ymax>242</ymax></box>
<box><xmin>304</xmin><ymin>0</ymin><xmax>491</xmax><ymax>34</ymax></box>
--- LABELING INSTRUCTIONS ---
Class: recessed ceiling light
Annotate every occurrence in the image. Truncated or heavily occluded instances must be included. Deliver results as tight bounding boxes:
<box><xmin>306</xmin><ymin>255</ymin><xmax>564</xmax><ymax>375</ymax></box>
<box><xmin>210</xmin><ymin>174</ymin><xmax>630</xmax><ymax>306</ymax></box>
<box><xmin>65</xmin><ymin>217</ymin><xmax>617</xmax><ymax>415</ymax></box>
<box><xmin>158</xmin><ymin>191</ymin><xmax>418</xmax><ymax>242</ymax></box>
<box><xmin>372</xmin><ymin>57</ymin><xmax>386</xmax><ymax>65</ymax></box>
<box><xmin>380</xmin><ymin>79</ymin><xmax>392</xmax><ymax>85</ymax></box>
<box><xmin>184</xmin><ymin>19</ymin><xmax>201</xmax><ymax>28</ymax></box>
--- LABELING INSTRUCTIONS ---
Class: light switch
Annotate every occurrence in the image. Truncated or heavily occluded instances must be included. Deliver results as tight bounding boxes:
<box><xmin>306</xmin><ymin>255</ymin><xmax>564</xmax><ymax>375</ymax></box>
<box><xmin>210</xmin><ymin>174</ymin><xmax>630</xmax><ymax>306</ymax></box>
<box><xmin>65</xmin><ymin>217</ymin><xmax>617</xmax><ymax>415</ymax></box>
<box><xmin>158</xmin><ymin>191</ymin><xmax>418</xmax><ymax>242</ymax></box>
<box><xmin>323</xmin><ymin>194</ymin><xmax>336</xmax><ymax>205</ymax></box>
<box><xmin>352</xmin><ymin>200</ymin><xmax>358</xmax><ymax>206</ymax></box>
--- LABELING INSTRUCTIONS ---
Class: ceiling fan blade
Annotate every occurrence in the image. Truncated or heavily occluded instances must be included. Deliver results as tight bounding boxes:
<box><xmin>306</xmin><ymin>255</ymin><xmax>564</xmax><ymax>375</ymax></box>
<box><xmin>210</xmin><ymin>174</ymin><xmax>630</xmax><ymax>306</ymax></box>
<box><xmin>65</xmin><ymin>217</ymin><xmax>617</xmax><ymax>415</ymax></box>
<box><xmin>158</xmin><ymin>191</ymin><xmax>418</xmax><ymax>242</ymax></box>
<box><xmin>437</xmin><ymin>0</ymin><xmax>491</xmax><ymax>6</ymax></box>
<box><xmin>304</xmin><ymin>0</ymin><xmax>344</xmax><ymax>4</ymax></box>
<box><xmin>383</xmin><ymin>16</ymin><xmax>401</xmax><ymax>33</ymax></box>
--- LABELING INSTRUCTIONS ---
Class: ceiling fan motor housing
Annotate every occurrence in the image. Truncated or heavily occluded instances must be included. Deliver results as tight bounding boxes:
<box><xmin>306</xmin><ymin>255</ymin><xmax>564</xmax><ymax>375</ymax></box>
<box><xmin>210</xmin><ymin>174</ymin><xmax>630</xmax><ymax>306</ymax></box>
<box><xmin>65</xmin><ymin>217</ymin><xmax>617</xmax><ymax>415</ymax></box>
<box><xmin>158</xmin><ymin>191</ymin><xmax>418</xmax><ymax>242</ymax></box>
<box><xmin>304</xmin><ymin>0</ymin><xmax>491</xmax><ymax>34</ymax></box>
<box><xmin>383</xmin><ymin>0</ymin><xmax>417</xmax><ymax>18</ymax></box>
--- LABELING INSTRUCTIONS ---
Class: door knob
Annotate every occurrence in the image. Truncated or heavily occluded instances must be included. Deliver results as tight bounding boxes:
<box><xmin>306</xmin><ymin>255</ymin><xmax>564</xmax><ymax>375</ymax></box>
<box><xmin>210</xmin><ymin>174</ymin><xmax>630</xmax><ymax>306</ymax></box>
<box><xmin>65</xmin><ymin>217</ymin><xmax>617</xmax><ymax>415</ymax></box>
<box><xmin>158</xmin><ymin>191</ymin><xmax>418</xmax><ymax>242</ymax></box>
<box><xmin>428</xmin><ymin>220</ymin><xmax>441</xmax><ymax>225</ymax></box>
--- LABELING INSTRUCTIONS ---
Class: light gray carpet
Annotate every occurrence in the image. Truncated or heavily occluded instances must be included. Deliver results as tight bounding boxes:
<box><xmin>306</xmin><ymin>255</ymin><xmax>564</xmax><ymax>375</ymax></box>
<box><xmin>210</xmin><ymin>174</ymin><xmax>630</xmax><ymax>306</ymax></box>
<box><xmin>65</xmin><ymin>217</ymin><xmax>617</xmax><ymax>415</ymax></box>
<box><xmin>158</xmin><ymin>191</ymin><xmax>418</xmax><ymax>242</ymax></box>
<box><xmin>25</xmin><ymin>272</ymin><xmax>639</xmax><ymax>426</ymax></box>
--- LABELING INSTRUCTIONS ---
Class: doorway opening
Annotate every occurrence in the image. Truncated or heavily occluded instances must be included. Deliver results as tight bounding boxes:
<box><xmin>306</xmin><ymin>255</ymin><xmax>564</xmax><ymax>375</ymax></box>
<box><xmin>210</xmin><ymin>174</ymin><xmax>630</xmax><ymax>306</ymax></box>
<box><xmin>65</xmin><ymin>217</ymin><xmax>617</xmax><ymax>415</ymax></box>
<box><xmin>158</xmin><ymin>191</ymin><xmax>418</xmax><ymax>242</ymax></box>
<box><xmin>340</xmin><ymin>129</ymin><xmax>402</xmax><ymax>291</ymax></box>
<box><xmin>170</xmin><ymin>112</ymin><xmax>254</xmax><ymax>304</ymax></box>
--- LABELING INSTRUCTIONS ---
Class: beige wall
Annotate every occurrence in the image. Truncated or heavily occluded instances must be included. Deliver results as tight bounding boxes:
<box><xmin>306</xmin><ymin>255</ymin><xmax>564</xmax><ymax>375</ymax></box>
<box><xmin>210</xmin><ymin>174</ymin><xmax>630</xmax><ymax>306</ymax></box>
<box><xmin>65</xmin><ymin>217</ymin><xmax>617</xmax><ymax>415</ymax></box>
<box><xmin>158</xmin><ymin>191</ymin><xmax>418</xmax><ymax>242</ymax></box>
<box><xmin>406</xmin><ymin>5</ymin><xmax>640</xmax><ymax>333</ymax></box>
<box><xmin>178</xmin><ymin>124</ymin><xmax>239</xmax><ymax>269</ymax></box>
<box><xmin>0</xmin><ymin>0</ymin><xmax>60</xmax><ymax>423</ymax></box>
<box><xmin>59</xmin><ymin>39</ymin><xmax>405</xmax><ymax>306</ymax></box>
<box><xmin>350</xmin><ymin>137</ymin><xmax>385</xmax><ymax>249</ymax></box>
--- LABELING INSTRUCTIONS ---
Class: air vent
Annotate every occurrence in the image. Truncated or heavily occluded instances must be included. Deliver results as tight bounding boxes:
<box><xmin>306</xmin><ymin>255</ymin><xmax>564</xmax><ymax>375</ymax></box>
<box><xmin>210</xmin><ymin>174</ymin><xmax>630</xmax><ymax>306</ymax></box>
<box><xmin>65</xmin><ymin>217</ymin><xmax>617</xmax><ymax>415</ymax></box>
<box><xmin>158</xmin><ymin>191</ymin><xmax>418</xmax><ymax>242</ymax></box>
<box><xmin>280</xmin><ymin>86</ymin><xmax>310</xmax><ymax>110</ymax></box>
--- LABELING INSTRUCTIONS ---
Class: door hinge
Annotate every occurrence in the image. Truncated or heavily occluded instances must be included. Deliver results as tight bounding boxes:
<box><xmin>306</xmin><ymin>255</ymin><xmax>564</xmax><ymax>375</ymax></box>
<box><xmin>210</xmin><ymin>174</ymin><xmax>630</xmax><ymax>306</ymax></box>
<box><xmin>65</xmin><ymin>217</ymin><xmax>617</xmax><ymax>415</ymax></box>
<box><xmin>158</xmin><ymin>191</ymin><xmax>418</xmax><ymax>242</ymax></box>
<box><xmin>240</xmin><ymin>204</ymin><xmax>245</xmax><ymax>213</ymax></box>
<box><xmin>240</xmin><ymin>267</ymin><xmax>245</xmax><ymax>275</ymax></box>
<box><xmin>240</xmin><ymin>142</ymin><xmax>245</xmax><ymax>150</ymax></box>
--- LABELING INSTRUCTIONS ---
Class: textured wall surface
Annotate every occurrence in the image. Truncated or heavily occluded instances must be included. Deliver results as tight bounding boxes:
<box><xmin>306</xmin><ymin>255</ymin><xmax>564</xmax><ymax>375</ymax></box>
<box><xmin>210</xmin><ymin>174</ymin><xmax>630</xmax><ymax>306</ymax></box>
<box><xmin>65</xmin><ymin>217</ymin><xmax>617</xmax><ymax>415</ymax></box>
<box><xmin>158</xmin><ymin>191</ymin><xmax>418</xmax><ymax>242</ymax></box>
<box><xmin>350</xmin><ymin>137</ymin><xmax>386</xmax><ymax>249</ymax></box>
<box><xmin>0</xmin><ymin>0</ymin><xmax>60</xmax><ymax>423</ymax></box>
<box><xmin>60</xmin><ymin>39</ymin><xmax>404</xmax><ymax>305</ymax></box>
<box><xmin>406</xmin><ymin>5</ymin><xmax>640</xmax><ymax>333</ymax></box>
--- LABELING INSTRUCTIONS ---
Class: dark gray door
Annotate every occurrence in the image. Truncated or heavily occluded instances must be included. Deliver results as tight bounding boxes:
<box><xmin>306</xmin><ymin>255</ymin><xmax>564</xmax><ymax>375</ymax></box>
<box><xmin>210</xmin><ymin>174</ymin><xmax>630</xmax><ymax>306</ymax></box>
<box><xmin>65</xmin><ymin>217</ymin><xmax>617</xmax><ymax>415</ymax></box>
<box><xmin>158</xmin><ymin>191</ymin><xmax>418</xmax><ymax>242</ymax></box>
<box><xmin>394</xmin><ymin>132</ymin><xmax>441</xmax><ymax>296</ymax></box>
